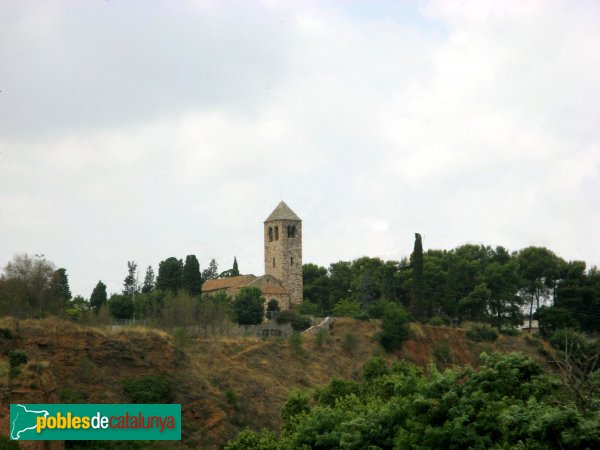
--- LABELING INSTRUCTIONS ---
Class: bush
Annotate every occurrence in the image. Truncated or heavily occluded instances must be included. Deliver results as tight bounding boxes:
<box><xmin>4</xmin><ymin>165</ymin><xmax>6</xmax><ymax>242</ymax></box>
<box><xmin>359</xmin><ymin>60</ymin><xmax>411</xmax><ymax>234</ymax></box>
<box><xmin>281</xmin><ymin>391</ymin><xmax>310</xmax><ymax>429</ymax></box>
<box><xmin>9</xmin><ymin>350</ymin><xmax>27</xmax><ymax>368</ymax></box>
<box><xmin>433</xmin><ymin>340</ymin><xmax>452</xmax><ymax>365</ymax></box>
<box><xmin>122</xmin><ymin>375</ymin><xmax>172</xmax><ymax>403</ymax></box>
<box><xmin>277</xmin><ymin>310</ymin><xmax>312</xmax><ymax>331</ymax></box>
<box><xmin>341</xmin><ymin>333</ymin><xmax>358</xmax><ymax>355</ymax></box>
<box><xmin>0</xmin><ymin>328</ymin><xmax>13</xmax><ymax>339</ymax></box>
<box><xmin>500</xmin><ymin>328</ymin><xmax>520</xmax><ymax>336</ymax></box>
<box><xmin>288</xmin><ymin>332</ymin><xmax>305</xmax><ymax>357</ymax></box>
<box><xmin>232</xmin><ymin>287</ymin><xmax>265</xmax><ymax>325</ymax></box>
<box><xmin>331</xmin><ymin>299</ymin><xmax>361</xmax><ymax>318</ymax></box>
<box><xmin>379</xmin><ymin>305</ymin><xmax>411</xmax><ymax>352</ymax></box>
<box><xmin>356</xmin><ymin>312</ymin><xmax>370</xmax><ymax>321</ymax></box>
<box><xmin>362</xmin><ymin>356</ymin><xmax>389</xmax><ymax>381</ymax></box>
<box><xmin>466</xmin><ymin>324</ymin><xmax>499</xmax><ymax>342</ymax></box>
<box><xmin>225</xmin><ymin>388</ymin><xmax>237</xmax><ymax>408</ymax></box>
<box><xmin>59</xmin><ymin>387</ymin><xmax>85</xmax><ymax>403</ymax></box>
<box><xmin>297</xmin><ymin>300</ymin><xmax>320</xmax><ymax>316</ymax></box>
<box><xmin>315</xmin><ymin>328</ymin><xmax>328</xmax><ymax>350</ymax></box>
<box><xmin>429</xmin><ymin>315</ymin><xmax>452</xmax><ymax>326</ymax></box>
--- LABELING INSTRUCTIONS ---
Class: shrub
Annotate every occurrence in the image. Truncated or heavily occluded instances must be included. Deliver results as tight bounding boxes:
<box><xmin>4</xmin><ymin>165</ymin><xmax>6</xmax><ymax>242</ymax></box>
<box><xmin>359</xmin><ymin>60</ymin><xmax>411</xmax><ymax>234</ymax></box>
<box><xmin>356</xmin><ymin>312</ymin><xmax>370</xmax><ymax>321</ymax></box>
<box><xmin>288</xmin><ymin>332</ymin><xmax>305</xmax><ymax>357</ymax></box>
<box><xmin>9</xmin><ymin>350</ymin><xmax>27</xmax><ymax>368</ymax></box>
<box><xmin>0</xmin><ymin>328</ymin><xmax>13</xmax><ymax>339</ymax></box>
<box><xmin>341</xmin><ymin>333</ymin><xmax>358</xmax><ymax>355</ymax></box>
<box><xmin>433</xmin><ymin>340</ymin><xmax>452</xmax><ymax>365</ymax></box>
<box><xmin>429</xmin><ymin>315</ymin><xmax>452</xmax><ymax>326</ymax></box>
<box><xmin>367</xmin><ymin>299</ymin><xmax>398</xmax><ymax>319</ymax></box>
<box><xmin>379</xmin><ymin>305</ymin><xmax>411</xmax><ymax>352</ymax></box>
<box><xmin>315</xmin><ymin>328</ymin><xmax>328</xmax><ymax>350</ymax></box>
<box><xmin>331</xmin><ymin>299</ymin><xmax>361</xmax><ymax>318</ymax></box>
<box><xmin>500</xmin><ymin>328</ymin><xmax>520</xmax><ymax>336</ymax></box>
<box><xmin>466</xmin><ymin>324</ymin><xmax>499</xmax><ymax>342</ymax></box>
<box><xmin>277</xmin><ymin>310</ymin><xmax>312</xmax><ymax>331</ymax></box>
<box><xmin>122</xmin><ymin>375</ymin><xmax>172</xmax><ymax>403</ymax></box>
<box><xmin>225</xmin><ymin>388</ymin><xmax>237</xmax><ymax>408</ymax></box>
<box><xmin>362</xmin><ymin>356</ymin><xmax>389</xmax><ymax>381</ymax></box>
<box><xmin>266</xmin><ymin>299</ymin><xmax>280</xmax><ymax>320</ymax></box>
<box><xmin>281</xmin><ymin>391</ymin><xmax>310</xmax><ymax>429</ymax></box>
<box><xmin>59</xmin><ymin>387</ymin><xmax>85</xmax><ymax>403</ymax></box>
<box><xmin>297</xmin><ymin>300</ymin><xmax>320</xmax><ymax>316</ymax></box>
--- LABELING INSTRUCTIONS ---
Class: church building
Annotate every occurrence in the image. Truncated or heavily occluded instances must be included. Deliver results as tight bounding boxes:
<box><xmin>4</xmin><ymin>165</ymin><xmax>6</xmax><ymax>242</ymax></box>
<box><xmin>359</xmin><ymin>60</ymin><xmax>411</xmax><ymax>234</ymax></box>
<box><xmin>201</xmin><ymin>201</ymin><xmax>303</xmax><ymax>310</ymax></box>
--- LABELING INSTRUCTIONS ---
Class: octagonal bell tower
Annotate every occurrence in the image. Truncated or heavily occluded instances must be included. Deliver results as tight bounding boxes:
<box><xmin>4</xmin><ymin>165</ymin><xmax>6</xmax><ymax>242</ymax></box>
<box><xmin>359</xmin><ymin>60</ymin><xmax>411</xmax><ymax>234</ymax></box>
<box><xmin>264</xmin><ymin>201</ymin><xmax>302</xmax><ymax>307</ymax></box>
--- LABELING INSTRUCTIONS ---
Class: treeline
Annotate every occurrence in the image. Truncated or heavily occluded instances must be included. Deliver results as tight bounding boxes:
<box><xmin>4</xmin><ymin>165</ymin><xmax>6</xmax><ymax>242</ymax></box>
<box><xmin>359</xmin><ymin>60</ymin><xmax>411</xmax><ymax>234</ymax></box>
<box><xmin>303</xmin><ymin>237</ymin><xmax>600</xmax><ymax>333</ymax></box>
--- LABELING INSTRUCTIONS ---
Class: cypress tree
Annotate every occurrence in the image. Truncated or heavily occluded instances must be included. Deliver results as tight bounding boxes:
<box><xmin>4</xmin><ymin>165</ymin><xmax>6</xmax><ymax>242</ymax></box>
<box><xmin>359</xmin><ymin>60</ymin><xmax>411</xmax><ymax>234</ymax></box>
<box><xmin>232</xmin><ymin>257</ymin><xmax>240</xmax><ymax>276</ymax></box>
<box><xmin>410</xmin><ymin>233</ymin><xmax>425</xmax><ymax>320</ymax></box>
<box><xmin>90</xmin><ymin>280</ymin><xmax>107</xmax><ymax>312</ymax></box>
<box><xmin>182</xmin><ymin>255</ymin><xmax>202</xmax><ymax>295</ymax></box>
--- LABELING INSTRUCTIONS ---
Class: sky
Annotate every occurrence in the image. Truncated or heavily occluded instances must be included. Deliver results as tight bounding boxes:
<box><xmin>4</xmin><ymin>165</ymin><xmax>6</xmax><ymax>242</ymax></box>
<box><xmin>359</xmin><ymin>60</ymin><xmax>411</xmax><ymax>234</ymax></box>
<box><xmin>1</xmin><ymin>0</ymin><xmax>599</xmax><ymax>298</ymax></box>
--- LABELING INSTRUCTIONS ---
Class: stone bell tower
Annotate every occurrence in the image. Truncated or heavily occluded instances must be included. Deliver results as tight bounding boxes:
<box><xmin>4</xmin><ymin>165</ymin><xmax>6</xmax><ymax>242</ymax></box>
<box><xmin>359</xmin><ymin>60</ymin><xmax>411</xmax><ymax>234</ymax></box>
<box><xmin>264</xmin><ymin>201</ymin><xmax>303</xmax><ymax>307</ymax></box>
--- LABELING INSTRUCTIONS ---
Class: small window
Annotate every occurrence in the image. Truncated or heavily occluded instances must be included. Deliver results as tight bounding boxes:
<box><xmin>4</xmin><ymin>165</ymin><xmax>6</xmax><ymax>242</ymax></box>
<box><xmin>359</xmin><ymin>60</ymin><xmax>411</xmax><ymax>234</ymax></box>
<box><xmin>287</xmin><ymin>225</ymin><xmax>292</xmax><ymax>237</ymax></box>
<box><xmin>274</xmin><ymin>226</ymin><xmax>279</xmax><ymax>241</ymax></box>
<box><xmin>273</xmin><ymin>257</ymin><xmax>275</xmax><ymax>268</ymax></box>
<box><xmin>291</xmin><ymin>257</ymin><xmax>294</xmax><ymax>266</ymax></box>
<box><xmin>268</xmin><ymin>227</ymin><xmax>273</xmax><ymax>242</ymax></box>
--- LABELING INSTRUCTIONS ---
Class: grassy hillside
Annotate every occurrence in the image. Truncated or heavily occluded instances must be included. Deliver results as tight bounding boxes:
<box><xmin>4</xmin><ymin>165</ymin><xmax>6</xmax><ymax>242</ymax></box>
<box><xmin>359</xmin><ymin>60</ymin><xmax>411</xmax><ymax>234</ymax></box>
<box><xmin>0</xmin><ymin>317</ymin><xmax>553</xmax><ymax>449</ymax></box>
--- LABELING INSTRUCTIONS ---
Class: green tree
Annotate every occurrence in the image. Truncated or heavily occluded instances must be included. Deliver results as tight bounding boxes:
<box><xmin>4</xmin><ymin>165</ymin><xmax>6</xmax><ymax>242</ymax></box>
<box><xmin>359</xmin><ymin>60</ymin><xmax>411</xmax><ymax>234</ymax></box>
<box><xmin>232</xmin><ymin>257</ymin><xmax>239</xmax><ymax>276</ymax></box>
<box><xmin>458</xmin><ymin>283</ymin><xmax>491</xmax><ymax>322</ymax></box>
<box><xmin>517</xmin><ymin>246</ymin><xmax>562</xmax><ymax>330</ymax></box>
<box><xmin>201</xmin><ymin>258</ymin><xmax>219</xmax><ymax>282</ymax></box>
<box><xmin>90</xmin><ymin>280</ymin><xmax>107</xmax><ymax>313</ymax></box>
<box><xmin>303</xmin><ymin>263</ymin><xmax>331</xmax><ymax>313</ymax></box>
<box><xmin>50</xmin><ymin>268</ymin><xmax>71</xmax><ymax>302</ymax></box>
<box><xmin>141</xmin><ymin>265</ymin><xmax>155</xmax><ymax>294</ymax></box>
<box><xmin>379</xmin><ymin>303</ymin><xmax>410</xmax><ymax>352</ymax></box>
<box><xmin>331</xmin><ymin>298</ymin><xmax>360</xmax><ymax>317</ymax></box>
<box><xmin>156</xmin><ymin>257</ymin><xmax>183</xmax><ymax>293</ymax></box>
<box><xmin>108</xmin><ymin>294</ymin><xmax>134</xmax><ymax>319</ymax></box>
<box><xmin>122</xmin><ymin>261</ymin><xmax>138</xmax><ymax>296</ymax></box>
<box><xmin>266</xmin><ymin>299</ymin><xmax>280</xmax><ymax>319</ymax></box>
<box><xmin>410</xmin><ymin>233</ymin><xmax>425</xmax><ymax>320</ymax></box>
<box><xmin>232</xmin><ymin>287</ymin><xmax>265</xmax><ymax>325</ymax></box>
<box><xmin>182</xmin><ymin>255</ymin><xmax>202</xmax><ymax>295</ymax></box>
<box><xmin>328</xmin><ymin>261</ymin><xmax>352</xmax><ymax>308</ymax></box>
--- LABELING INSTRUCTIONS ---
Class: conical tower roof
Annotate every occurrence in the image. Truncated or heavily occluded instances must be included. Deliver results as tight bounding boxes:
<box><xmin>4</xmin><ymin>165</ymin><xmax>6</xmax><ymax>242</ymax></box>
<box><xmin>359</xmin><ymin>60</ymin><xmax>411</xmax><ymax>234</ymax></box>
<box><xmin>265</xmin><ymin>201</ymin><xmax>301</xmax><ymax>222</ymax></box>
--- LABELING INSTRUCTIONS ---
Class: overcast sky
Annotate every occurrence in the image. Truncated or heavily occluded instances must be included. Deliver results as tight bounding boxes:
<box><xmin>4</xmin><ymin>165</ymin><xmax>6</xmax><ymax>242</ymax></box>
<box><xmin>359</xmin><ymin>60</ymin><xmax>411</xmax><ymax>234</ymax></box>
<box><xmin>1</xmin><ymin>0</ymin><xmax>599</xmax><ymax>298</ymax></box>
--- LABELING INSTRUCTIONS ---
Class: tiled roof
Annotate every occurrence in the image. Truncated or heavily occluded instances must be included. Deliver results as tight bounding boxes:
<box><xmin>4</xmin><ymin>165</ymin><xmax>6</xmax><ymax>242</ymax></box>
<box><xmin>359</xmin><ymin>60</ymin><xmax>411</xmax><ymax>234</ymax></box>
<box><xmin>265</xmin><ymin>201</ymin><xmax>301</xmax><ymax>222</ymax></box>
<box><xmin>202</xmin><ymin>275</ymin><xmax>256</xmax><ymax>292</ymax></box>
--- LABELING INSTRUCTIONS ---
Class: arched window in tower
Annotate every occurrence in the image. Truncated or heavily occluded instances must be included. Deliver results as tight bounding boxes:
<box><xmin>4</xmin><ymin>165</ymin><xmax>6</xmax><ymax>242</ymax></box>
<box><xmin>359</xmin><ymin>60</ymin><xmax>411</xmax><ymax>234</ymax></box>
<box><xmin>291</xmin><ymin>225</ymin><xmax>296</xmax><ymax>238</ymax></box>
<box><xmin>274</xmin><ymin>226</ymin><xmax>279</xmax><ymax>241</ymax></box>
<box><xmin>268</xmin><ymin>227</ymin><xmax>273</xmax><ymax>242</ymax></box>
<box><xmin>287</xmin><ymin>225</ymin><xmax>292</xmax><ymax>237</ymax></box>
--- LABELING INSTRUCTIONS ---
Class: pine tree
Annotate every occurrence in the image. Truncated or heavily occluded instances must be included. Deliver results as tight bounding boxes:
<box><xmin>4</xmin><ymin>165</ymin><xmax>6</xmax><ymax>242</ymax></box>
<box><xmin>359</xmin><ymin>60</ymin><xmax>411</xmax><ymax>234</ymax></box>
<box><xmin>182</xmin><ymin>255</ymin><xmax>202</xmax><ymax>295</ymax></box>
<box><xmin>201</xmin><ymin>259</ymin><xmax>219</xmax><ymax>282</ymax></box>
<box><xmin>141</xmin><ymin>266</ymin><xmax>155</xmax><ymax>294</ymax></box>
<box><xmin>123</xmin><ymin>261</ymin><xmax>138</xmax><ymax>296</ymax></box>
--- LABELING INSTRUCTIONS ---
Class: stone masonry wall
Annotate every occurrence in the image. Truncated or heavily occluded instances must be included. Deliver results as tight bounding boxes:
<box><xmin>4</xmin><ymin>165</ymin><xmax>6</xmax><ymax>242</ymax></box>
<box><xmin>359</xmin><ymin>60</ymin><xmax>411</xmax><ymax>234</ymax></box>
<box><xmin>264</xmin><ymin>219</ymin><xmax>303</xmax><ymax>307</ymax></box>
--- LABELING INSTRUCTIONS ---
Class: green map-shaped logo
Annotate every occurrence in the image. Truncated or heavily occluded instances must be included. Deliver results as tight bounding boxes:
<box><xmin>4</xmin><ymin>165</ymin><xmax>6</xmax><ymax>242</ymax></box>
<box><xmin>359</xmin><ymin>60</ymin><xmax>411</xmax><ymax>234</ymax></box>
<box><xmin>10</xmin><ymin>404</ymin><xmax>49</xmax><ymax>440</ymax></box>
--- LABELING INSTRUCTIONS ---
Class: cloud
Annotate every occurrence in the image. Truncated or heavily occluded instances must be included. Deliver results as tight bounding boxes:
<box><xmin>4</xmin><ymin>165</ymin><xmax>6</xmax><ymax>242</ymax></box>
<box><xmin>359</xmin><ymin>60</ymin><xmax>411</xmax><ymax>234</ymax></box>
<box><xmin>0</xmin><ymin>0</ymin><xmax>598</xmax><ymax>296</ymax></box>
